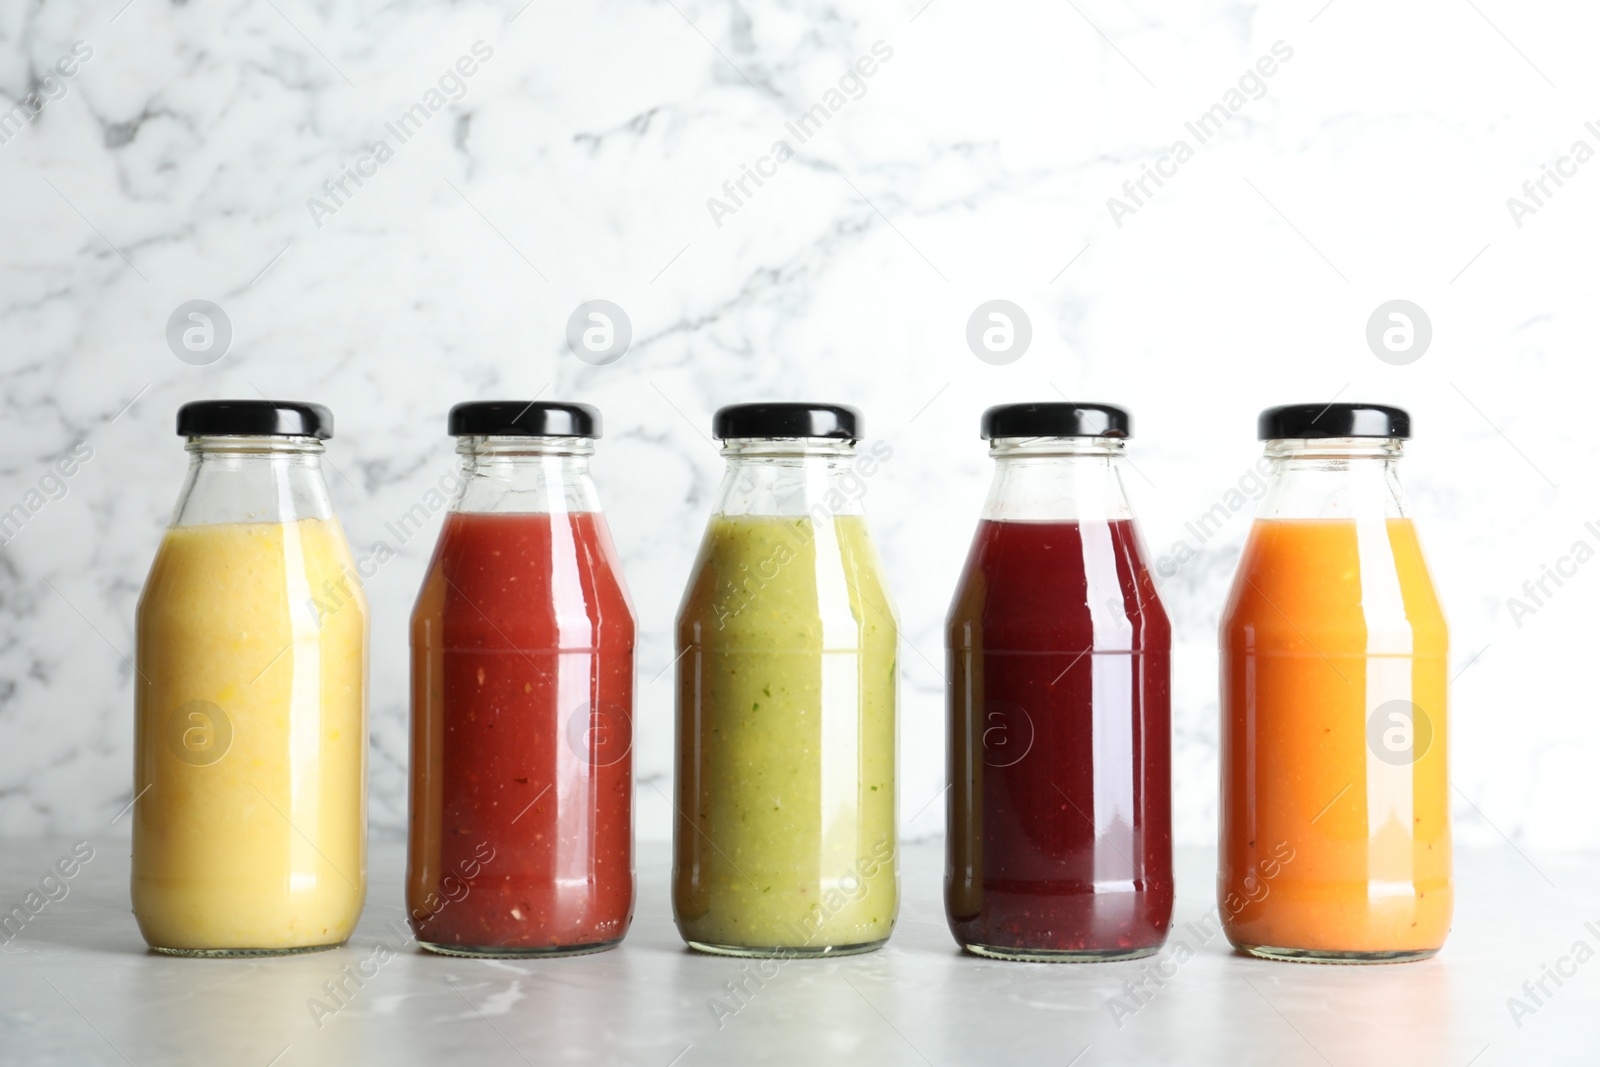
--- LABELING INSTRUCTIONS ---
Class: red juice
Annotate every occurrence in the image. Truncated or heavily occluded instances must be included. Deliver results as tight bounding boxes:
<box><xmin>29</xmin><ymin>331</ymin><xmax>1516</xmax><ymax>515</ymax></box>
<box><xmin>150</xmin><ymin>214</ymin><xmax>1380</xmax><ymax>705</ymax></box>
<box><xmin>946</xmin><ymin>518</ymin><xmax>1172</xmax><ymax>960</ymax></box>
<box><xmin>408</xmin><ymin>510</ymin><xmax>635</xmax><ymax>955</ymax></box>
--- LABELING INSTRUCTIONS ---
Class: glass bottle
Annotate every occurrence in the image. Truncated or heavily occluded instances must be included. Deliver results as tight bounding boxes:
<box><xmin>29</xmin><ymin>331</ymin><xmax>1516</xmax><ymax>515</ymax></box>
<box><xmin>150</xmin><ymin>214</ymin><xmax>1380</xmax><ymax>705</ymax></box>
<box><xmin>673</xmin><ymin>403</ymin><xmax>898</xmax><ymax>957</ymax></box>
<box><xmin>408</xmin><ymin>402</ymin><xmax>635</xmax><ymax>957</ymax></box>
<box><xmin>1219</xmin><ymin>403</ymin><xmax>1450</xmax><ymax>963</ymax></box>
<box><xmin>133</xmin><ymin>400</ymin><xmax>368</xmax><ymax>956</ymax></box>
<box><xmin>946</xmin><ymin>403</ymin><xmax>1173</xmax><ymax>961</ymax></box>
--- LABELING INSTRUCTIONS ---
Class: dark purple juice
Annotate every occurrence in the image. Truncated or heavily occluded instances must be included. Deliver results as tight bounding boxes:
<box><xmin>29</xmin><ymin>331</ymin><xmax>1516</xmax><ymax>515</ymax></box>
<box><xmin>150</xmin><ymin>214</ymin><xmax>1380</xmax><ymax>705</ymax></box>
<box><xmin>945</xmin><ymin>518</ymin><xmax>1172</xmax><ymax>960</ymax></box>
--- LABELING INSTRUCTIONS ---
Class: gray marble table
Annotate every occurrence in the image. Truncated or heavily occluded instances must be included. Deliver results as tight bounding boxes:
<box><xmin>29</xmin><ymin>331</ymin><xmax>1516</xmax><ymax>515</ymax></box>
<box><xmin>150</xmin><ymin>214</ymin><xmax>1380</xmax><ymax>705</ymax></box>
<box><xmin>0</xmin><ymin>838</ymin><xmax>1593</xmax><ymax>1066</ymax></box>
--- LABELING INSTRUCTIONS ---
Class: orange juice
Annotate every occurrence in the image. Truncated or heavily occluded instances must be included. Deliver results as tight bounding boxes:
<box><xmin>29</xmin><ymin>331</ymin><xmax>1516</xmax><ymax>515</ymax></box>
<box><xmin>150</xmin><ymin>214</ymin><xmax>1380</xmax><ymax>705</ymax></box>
<box><xmin>1219</xmin><ymin>516</ymin><xmax>1449</xmax><ymax>961</ymax></box>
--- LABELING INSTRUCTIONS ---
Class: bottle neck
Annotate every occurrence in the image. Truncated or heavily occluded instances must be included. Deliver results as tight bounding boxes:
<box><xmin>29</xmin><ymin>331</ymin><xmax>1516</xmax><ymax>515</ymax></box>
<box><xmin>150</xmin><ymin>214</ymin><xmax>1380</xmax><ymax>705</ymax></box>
<box><xmin>172</xmin><ymin>436</ymin><xmax>334</xmax><ymax>527</ymax></box>
<box><xmin>452</xmin><ymin>436</ymin><xmax>601</xmax><ymax>514</ymax></box>
<box><xmin>1256</xmin><ymin>437</ymin><xmax>1408</xmax><ymax>520</ymax></box>
<box><xmin>713</xmin><ymin>438</ymin><xmax>868</xmax><ymax>518</ymax></box>
<box><xmin>981</xmin><ymin>436</ymin><xmax>1134</xmax><ymax>523</ymax></box>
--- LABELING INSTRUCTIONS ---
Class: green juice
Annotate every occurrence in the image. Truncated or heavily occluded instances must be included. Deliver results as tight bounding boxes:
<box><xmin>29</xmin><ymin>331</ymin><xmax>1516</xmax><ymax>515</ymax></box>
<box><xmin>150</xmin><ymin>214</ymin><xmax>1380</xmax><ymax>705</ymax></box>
<box><xmin>673</xmin><ymin>514</ymin><xmax>898</xmax><ymax>954</ymax></box>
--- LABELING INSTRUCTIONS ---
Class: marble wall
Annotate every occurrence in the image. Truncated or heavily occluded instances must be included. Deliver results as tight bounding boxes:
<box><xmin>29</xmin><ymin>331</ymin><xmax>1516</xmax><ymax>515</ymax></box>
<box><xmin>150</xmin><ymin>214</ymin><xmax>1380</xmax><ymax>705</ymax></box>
<box><xmin>0</xmin><ymin>0</ymin><xmax>1594</xmax><ymax>849</ymax></box>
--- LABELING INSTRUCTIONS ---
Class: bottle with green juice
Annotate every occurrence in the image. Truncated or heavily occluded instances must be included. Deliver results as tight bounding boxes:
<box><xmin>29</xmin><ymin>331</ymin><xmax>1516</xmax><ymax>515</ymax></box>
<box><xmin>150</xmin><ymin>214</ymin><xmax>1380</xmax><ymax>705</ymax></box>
<box><xmin>673</xmin><ymin>403</ymin><xmax>899</xmax><ymax>957</ymax></box>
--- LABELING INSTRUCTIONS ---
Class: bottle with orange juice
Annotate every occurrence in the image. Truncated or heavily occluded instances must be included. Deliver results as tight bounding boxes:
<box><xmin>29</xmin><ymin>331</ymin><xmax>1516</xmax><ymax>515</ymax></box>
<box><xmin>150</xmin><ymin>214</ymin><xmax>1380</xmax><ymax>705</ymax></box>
<box><xmin>1219</xmin><ymin>403</ymin><xmax>1449</xmax><ymax>963</ymax></box>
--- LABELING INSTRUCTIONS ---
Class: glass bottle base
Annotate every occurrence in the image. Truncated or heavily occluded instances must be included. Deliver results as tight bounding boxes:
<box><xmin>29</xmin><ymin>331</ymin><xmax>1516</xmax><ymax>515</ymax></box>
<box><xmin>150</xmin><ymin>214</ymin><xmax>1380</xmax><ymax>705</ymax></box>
<box><xmin>962</xmin><ymin>942</ymin><xmax>1164</xmax><ymax>964</ymax></box>
<box><xmin>1238</xmin><ymin>944</ymin><xmax>1441</xmax><ymax>965</ymax></box>
<box><xmin>150</xmin><ymin>941</ymin><xmax>346</xmax><ymax>958</ymax></box>
<box><xmin>418</xmin><ymin>937</ymin><xmax>623</xmax><ymax>959</ymax></box>
<box><xmin>685</xmin><ymin>937</ymin><xmax>887</xmax><ymax>959</ymax></box>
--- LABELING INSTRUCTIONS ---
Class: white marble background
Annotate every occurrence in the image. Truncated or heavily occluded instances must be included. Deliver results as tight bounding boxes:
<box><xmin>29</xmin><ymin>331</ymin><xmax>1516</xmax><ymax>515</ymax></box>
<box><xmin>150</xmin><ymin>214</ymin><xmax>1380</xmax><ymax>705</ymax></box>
<box><xmin>0</xmin><ymin>0</ymin><xmax>1593</xmax><ymax>852</ymax></box>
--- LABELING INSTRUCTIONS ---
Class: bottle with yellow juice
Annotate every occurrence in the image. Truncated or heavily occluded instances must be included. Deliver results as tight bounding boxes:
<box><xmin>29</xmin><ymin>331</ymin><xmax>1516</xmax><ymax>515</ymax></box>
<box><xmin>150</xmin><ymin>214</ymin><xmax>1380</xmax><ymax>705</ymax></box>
<box><xmin>133</xmin><ymin>400</ymin><xmax>368</xmax><ymax>956</ymax></box>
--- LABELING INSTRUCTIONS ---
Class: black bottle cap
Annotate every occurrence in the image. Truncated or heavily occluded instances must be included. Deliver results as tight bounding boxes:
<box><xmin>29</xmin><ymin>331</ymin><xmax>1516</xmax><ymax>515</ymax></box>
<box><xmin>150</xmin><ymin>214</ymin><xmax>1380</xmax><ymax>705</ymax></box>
<box><xmin>981</xmin><ymin>402</ymin><xmax>1131</xmax><ymax>440</ymax></box>
<box><xmin>1258</xmin><ymin>403</ymin><xmax>1410</xmax><ymax>440</ymax></box>
<box><xmin>176</xmin><ymin>400</ymin><xmax>333</xmax><ymax>439</ymax></box>
<box><xmin>447</xmin><ymin>401</ymin><xmax>601</xmax><ymax>438</ymax></box>
<box><xmin>712</xmin><ymin>403</ymin><xmax>860</xmax><ymax>440</ymax></box>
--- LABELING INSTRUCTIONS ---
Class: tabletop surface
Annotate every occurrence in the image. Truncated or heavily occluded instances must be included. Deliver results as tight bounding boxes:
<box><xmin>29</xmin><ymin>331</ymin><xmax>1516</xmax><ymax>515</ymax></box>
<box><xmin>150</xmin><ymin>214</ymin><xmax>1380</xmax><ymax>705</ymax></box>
<box><xmin>0</xmin><ymin>837</ymin><xmax>1594</xmax><ymax>1066</ymax></box>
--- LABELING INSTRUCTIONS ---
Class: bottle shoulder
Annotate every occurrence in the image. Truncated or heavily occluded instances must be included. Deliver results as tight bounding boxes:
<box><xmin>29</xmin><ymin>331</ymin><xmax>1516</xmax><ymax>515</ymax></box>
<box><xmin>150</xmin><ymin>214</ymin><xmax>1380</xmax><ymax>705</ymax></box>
<box><xmin>1220</xmin><ymin>517</ymin><xmax>1446</xmax><ymax>650</ymax></box>
<box><xmin>413</xmin><ymin>510</ymin><xmax>635</xmax><ymax>642</ymax></box>
<box><xmin>676</xmin><ymin>513</ymin><xmax>895</xmax><ymax>642</ymax></box>
<box><xmin>946</xmin><ymin>517</ymin><xmax>1169</xmax><ymax>651</ymax></box>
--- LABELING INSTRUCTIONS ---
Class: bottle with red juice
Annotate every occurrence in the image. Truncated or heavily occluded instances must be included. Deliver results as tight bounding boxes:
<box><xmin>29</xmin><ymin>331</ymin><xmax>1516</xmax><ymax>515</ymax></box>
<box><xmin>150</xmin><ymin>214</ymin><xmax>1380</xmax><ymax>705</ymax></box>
<box><xmin>945</xmin><ymin>402</ymin><xmax>1173</xmax><ymax>961</ymax></box>
<box><xmin>407</xmin><ymin>401</ymin><xmax>636</xmax><ymax>956</ymax></box>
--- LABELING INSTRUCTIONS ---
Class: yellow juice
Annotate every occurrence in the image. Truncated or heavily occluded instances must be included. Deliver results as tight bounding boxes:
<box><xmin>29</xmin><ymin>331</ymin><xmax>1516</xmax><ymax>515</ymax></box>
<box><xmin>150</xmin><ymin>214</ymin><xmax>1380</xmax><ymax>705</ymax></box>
<box><xmin>133</xmin><ymin>518</ymin><xmax>368</xmax><ymax>954</ymax></box>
